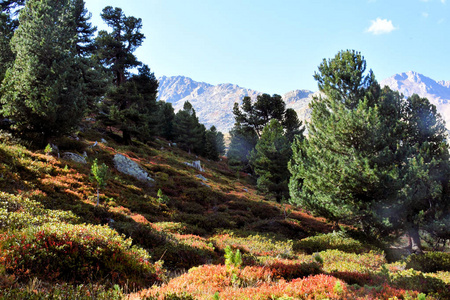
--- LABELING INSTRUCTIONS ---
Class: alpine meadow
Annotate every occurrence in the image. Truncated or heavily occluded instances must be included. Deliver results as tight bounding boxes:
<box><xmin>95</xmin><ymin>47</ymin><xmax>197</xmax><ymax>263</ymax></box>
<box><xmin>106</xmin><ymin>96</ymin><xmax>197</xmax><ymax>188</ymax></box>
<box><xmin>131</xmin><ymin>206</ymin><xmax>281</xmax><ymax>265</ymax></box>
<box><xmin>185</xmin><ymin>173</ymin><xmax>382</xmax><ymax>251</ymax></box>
<box><xmin>1</xmin><ymin>1</ymin><xmax>450</xmax><ymax>299</ymax></box>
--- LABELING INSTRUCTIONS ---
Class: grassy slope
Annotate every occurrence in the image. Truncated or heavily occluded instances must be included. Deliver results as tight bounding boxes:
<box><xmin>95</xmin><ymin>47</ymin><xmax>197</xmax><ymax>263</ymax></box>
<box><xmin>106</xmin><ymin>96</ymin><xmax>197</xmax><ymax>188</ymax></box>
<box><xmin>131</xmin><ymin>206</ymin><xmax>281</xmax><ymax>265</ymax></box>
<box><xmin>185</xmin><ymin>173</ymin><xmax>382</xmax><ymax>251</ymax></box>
<box><xmin>0</xmin><ymin>124</ymin><xmax>449</xmax><ymax>299</ymax></box>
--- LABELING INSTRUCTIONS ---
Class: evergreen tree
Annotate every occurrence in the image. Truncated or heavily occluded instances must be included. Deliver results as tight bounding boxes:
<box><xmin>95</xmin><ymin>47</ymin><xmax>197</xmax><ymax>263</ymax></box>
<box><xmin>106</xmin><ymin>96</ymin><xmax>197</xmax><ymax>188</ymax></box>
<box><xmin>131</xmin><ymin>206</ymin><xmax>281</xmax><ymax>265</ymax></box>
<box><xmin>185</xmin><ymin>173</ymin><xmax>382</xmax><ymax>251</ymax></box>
<box><xmin>216</xmin><ymin>130</ymin><xmax>226</xmax><ymax>157</ymax></box>
<box><xmin>229</xmin><ymin>94</ymin><xmax>301</xmax><ymax>172</ymax></box>
<box><xmin>0</xmin><ymin>0</ymin><xmax>86</xmax><ymax>144</ymax></box>
<box><xmin>100</xmin><ymin>64</ymin><xmax>158</xmax><ymax>144</ymax></box>
<box><xmin>283</xmin><ymin>108</ymin><xmax>304</xmax><ymax>143</ymax></box>
<box><xmin>250</xmin><ymin>119</ymin><xmax>291</xmax><ymax>202</ymax></box>
<box><xmin>156</xmin><ymin>101</ymin><xmax>175</xmax><ymax>140</ymax></box>
<box><xmin>204</xmin><ymin>126</ymin><xmax>225</xmax><ymax>161</ymax></box>
<box><xmin>0</xmin><ymin>0</ymin><xmax>24</xmax><ymax>85</ymax></box>
<box><xmin>227</xmin><ymin>123</ymin><xmax>258</xmax><ymax>173</ymax></box>
<box><xmin>95</xmin><ymin>6</ymin><xmax>144</xmax><ymax>86</ymax></box>
<box><xmin>289</xmin><ymin>50</ymin><xmax>450</xmax><ymax>251</ymax></box>
<box><xmin>173</xmin><ymin>101</ymin><xmax>205</xmax><ymax>154</ymax></box>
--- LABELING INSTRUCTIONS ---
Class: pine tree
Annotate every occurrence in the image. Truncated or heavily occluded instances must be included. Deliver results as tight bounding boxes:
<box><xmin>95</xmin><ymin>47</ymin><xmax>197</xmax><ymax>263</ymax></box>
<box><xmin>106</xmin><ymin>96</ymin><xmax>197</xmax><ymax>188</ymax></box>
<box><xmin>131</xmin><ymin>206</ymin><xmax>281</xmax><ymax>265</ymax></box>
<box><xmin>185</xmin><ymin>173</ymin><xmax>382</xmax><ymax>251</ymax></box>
<box><xmin>100</xmin><ymin>64</ymin><xmax>158</xmax><ymax>144</ymax></box>
<box><xmin>249</xmin><ymin>119</ymin><xmax>291</xmax><ymax>202</ymax></box>
<box><xmin>0</xmin><ymin>0</ymin><xmax>86</xmax><ymax>145</ymax></box>
<box><xmin>95</xmin><ymin>6</ymin><xmax>144</xmax><ymax>87</ymax></box>
<box><xmin>229</xmin><ymin>94</ymin><xmax>302</xmax><ymax>172</ymax></box>
<box><xmin>289</xmin><ymin>50</ymin><xmax>450</xmax><ymax>250</ymax></box>
<box><xmin>204</xmin><ymin>126</ymin><xmax>225</xmax><ymax>161</ymax></box>
<box><xmin>173</xmin><ymin>101</ymin><xmax>205</xmax><ymax>154</ymax></box>
<box><xmin>0</xmin><ymin>0</ymin><xmax>24</xmax><ymax>85</ymax></box>
<box><xmin>227</xmin><ymin>123</ymin><xmax>258</xmax><ymax>173</ymax></box>
<box><xmin>156</xmin><ymin>101</ymin><xmax>175</xmax><ymax>140</ymax></box>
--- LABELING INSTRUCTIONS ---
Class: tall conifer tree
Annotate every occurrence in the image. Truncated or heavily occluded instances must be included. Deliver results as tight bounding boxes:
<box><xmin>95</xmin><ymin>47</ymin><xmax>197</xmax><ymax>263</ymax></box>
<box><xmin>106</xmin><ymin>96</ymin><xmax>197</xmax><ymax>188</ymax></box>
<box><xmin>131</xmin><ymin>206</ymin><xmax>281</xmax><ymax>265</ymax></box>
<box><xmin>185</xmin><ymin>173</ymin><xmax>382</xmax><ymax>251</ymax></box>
<box><xmin>0</xmin><ymin>0</ymin><xmax>86</xmax><ymax>144</ymax></box>
<box><xmin>250</xmin><ymin>119</ymin><xmax>292</xmax><ymax>202</ymax></box>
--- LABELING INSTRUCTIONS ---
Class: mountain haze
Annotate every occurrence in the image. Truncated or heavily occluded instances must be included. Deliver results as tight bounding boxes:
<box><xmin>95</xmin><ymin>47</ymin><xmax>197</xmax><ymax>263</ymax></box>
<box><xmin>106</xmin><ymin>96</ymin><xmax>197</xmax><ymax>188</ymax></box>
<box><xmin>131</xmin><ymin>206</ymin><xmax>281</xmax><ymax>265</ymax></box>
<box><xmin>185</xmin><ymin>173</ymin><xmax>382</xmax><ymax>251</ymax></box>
<box><xmin>158</xmin><ymin>72</ymin><xmax>450</xmax><ymax>133</ymax></box>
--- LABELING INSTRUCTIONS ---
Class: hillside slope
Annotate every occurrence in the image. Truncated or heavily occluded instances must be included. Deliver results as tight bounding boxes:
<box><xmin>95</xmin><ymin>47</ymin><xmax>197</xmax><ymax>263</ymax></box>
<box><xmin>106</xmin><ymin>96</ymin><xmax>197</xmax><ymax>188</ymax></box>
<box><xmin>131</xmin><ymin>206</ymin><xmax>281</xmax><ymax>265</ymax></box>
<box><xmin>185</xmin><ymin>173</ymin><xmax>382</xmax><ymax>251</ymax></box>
<box><xmin>0</xmin><ymin>123</ymin><xmax>449</xmax><ymax>299</ymax></box>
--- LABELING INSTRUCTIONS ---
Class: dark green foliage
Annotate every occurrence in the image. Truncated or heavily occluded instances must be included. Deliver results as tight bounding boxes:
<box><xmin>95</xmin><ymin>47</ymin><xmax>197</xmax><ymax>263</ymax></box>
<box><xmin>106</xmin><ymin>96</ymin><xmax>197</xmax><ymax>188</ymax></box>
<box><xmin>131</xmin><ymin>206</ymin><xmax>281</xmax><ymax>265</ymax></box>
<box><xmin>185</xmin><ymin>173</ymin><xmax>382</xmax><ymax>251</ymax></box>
<box><xmin>232</xmin><ymin>94</ymin><xmax>286</xmax><ymax>138</ymax></box>
<box><xmin>289</xmin><ymin>50</ymin><xmax>450</xmax><ymax>249</ymax></box>
<box><xmin>405</xmin><ymin>252</ymin><xmax>450</xmax><ymax>273</ymax></box>
<box><xmin>228</xmin><ymin>94</ymin><xmax>303</xmax><ymax>173</ymax></box>
<box><xmin>0</xmin><ymin>0</ymin><xmax>87</xmax><ymax>145</ymax></box>
<box><xmin>204</xmin><ymin>126</ymin><xmax>225</xmax><ymax>161</ymax></box>
<box><xmin>173</xmin><ymin>101</ymin><xmax>205</xmax><ymax>154</ymax></box>
<box><xmin>249</xmin><ymin>119</ymin><xmax>291</xmax><ymax>202</ymax></box>
<box><xmin>156</xmin><ymin>101</ymin><xmax>176</xmax><ymax>140</ymax></box>
<box><xmin>227</xmin><ymin>123</ymin><xmax>258</xmax><ymax>173</ymax></box>
<box><xmin>95</xmin><ymin>6</ymin><xmax>144</xmax><ymax>86</ymax></box>
<box><xmin>293</xmin><ymin>231</ymin><xmax>379</xmax><ymax>254</ymax></box>
<box><xmin>99</xmin><ymin>65</ymin><xmax>159</xmax><ymax>144</ymax></box>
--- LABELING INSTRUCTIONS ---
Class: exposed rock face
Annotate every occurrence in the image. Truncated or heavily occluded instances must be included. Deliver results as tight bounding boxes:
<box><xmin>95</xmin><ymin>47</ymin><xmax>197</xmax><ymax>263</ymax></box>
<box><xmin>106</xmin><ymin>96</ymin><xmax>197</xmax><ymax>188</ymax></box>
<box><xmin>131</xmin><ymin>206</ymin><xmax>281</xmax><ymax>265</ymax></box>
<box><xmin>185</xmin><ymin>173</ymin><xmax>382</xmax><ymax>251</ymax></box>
<box><xmin>158</xmin><ymin>72</ymin><xmax>450</xmax><ymax>133</ymax></box>
<box><xmin>62</xmin><ymin>152</ymin><xmax>87</xmax><ymax>164</ymax></box>
<box><xmin>380</xmin><ymin>71</ymin><xmax>450</xmax><ymax>127</ymax></box>
<box><xmin>158</xmin><ymin>76</ymin><xmax>316</xmax><ymax>133</ymax></box>
<box><xmin>113</xmin><ymin>154</ymin><xmax>155</xmax><ymax>185</ymax></box>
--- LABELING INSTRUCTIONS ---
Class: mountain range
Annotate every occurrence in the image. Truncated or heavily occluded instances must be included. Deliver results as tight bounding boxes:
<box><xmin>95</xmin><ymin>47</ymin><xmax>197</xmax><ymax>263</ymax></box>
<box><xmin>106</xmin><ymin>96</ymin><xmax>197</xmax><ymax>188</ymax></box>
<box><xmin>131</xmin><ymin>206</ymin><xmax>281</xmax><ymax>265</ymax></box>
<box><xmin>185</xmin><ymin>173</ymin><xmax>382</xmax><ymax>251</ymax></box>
<box><xmin>158</xmin><ymin>71</ymin><xmax>450</xmax><ymax>133</ymax></box>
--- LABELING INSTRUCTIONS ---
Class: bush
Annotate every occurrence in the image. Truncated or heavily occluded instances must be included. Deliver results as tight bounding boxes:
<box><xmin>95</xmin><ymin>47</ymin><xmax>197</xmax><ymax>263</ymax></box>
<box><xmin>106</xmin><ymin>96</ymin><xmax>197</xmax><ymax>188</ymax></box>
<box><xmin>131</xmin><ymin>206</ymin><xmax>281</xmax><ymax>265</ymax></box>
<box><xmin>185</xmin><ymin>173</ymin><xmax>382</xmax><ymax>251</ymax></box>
<box><xmin>293</xmin><ymin>231</ymin><xmax>379</xmax><ymax>254</ymax></box>
<box><xmin>0</xmin><ymin>223</ymin><xmax>164</xmax><ymax>287</ymax></box>
<box><xmin>0</xmin><ymin>192</ymin><xmax>80</xmax><ymax>230</ymax></box>
<box><xmin>390</xmin><ymin>269</ymin><xmax>450</xmax><ymax>297</ymax></box>
<box><xmin>405</xmin><ymin>252</ymin><xmax>450</xmax><ymax>273</ymax></box>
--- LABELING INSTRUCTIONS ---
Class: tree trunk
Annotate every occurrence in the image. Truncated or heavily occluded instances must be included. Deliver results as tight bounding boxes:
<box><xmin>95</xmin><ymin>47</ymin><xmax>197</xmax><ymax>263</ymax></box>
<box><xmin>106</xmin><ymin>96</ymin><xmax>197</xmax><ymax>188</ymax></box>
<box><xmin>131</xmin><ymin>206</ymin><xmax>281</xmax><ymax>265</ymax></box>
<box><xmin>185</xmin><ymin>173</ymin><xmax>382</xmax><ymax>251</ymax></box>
<box><xmin>408</xmin><ymin>226</ymin><xmax>423</xmax><ymax>254</ymax></box>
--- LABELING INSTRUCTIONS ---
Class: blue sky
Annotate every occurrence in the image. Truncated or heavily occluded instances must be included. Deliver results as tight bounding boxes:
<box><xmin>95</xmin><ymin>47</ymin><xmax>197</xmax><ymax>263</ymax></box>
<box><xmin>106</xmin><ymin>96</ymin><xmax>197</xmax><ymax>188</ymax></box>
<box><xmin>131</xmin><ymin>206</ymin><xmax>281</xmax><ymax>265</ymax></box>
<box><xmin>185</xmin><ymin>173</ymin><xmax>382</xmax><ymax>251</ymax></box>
<box><xmin>84</xmin><ymin>0</ymin><xmax>450</xmax><ymax>94</ymax></box>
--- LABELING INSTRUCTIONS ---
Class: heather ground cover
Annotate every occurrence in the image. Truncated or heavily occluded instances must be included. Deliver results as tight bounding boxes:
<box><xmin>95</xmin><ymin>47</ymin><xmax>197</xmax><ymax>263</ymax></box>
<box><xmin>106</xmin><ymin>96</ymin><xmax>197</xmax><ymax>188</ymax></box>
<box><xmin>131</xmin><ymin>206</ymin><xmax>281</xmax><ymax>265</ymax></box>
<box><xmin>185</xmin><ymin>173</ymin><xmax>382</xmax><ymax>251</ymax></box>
<box><xmin>0</xmin><ymin>128</ymin><xmax>449</xmax><ymax>299</ymax></box>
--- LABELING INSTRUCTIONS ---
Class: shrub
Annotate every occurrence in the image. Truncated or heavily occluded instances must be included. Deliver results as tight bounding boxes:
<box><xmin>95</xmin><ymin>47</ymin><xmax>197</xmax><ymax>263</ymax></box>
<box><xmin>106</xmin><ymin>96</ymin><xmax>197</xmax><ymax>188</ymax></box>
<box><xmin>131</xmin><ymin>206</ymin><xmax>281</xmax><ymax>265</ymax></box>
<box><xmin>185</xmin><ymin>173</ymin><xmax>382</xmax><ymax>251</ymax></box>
<box><xmin>0</xmin><ymin>223</ymin><xmax>164</xmax><ymax>287</ymax></box>
<box><xmin>405</xmin><ymin>252</ymin><xmax>450</xmax><ymax>273</ymax></box>
<box><xmin>293</xmin><ymin>231</ymin><xmax>379</xmax><ymax>254</ymax></box>
<box><xmin>319</xmin><ymin>249</ymin><xmax>386</xmax><ymax>273</ymax></box>
<box><xmin>0</xmin><ymin>192</ymin><xmax>80</xmax><ymax>230</ymax></box>
<box><xmin>390</xmin><ymin>269</ymin><xmax>450</xmax><ymax>297</ymax></box>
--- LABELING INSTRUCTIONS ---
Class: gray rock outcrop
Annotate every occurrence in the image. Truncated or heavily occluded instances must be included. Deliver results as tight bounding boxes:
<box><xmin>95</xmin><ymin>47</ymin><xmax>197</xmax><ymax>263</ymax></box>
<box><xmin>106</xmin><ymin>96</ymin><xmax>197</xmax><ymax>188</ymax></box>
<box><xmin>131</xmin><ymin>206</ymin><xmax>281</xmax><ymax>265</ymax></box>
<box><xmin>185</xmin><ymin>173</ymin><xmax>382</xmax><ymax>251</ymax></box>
<box><xmin>113</xmin><ymin>154</ymin><xmax>154</xmax><ymax>185</ymax></box>
<box><xmin>62</xmin><ymin>152</ymin><xmax>87</xmax><ymax>164</ymax></box>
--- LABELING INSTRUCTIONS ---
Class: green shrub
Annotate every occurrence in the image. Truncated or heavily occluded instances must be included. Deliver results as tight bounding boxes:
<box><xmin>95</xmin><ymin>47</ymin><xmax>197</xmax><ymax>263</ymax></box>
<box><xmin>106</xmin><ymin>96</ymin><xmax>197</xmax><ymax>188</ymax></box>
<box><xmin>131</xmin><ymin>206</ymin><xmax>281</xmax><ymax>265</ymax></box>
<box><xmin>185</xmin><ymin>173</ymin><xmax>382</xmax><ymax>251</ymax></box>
<box><xmin>293</xmin><ymin>231</ymin><xmax>379</xmax><ymax>254</ymax></box>
<box><xmin>390</xmin><ymin>268</ymin><xmax>449</xmax><ymax>297</ymax></box>
<box><xmin>0</xmin><ymin>283</ymin><xmax>123</xmax><ymax>300</ymax></box>
<box><xmin>405</xmin><ymin>252</ymin><xmax>450</xmax><ymax>273</ymax></box>
<box><xmin>0</xmin><ymin>223</ymin><xmax>163</xmax><ymax>287</ymax></box>
<box><xmin>0</xmin><ymin>192</ymin><xmax>80</xmax><ymax>230</ymax></box>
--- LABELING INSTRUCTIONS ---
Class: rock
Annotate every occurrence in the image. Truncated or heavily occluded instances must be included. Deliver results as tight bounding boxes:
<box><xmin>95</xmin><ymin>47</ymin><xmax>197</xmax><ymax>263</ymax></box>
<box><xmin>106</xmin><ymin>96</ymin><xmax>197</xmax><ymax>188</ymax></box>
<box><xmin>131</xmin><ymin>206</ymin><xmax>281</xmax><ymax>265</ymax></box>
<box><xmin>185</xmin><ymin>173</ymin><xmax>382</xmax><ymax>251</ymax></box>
<box><xmin>184</xmin><ymin>160</ymin><xmax>204</xmax><ymax>172</ymax></box>
<box><xmin>200</xmin><ymin>182</ymin><xmax>211</xmax><ymax>188</ymax></box>
<box><xmin>243</xmin><ymin>188</ymin><xmax>249</xmax><ymax>192</ymax></box>
<box><xmin>113</xmin><ymin>154</ymin><xmax>155</xmax><ymax>185</ymax></box>
<box><xmin>62</xmin><ymin>152</ymin><xmax>87</xmax><ymax>164</ymax></box>
<box><xmin>101</xmin><ymin>138</ymin><xmax>107</xmax><ymax>144</ymax></box>
<box><xmin>195</xmin><ymin>174</ymin><xmax>208</xmax><ymax>181</ymax></box>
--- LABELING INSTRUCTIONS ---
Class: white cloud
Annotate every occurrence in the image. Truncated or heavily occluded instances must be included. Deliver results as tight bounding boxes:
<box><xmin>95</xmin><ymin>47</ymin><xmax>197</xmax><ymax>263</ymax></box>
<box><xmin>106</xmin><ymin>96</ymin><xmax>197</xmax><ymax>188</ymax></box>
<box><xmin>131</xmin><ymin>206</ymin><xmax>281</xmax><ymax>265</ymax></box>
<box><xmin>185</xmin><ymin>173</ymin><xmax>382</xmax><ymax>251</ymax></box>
<box><xmin>441</xmin><ymin>0</ymin><xmax>446</xmax><ymax>4</ymax></box>
<box><xmin>367</xmin><ymin>18</ymin><xmax>397</xmax><ymax>35</ymax></box>
<box><xmin>422</xmin><ymin>12</ymin><xmax>429</xmax><ymax>17</ymax></box>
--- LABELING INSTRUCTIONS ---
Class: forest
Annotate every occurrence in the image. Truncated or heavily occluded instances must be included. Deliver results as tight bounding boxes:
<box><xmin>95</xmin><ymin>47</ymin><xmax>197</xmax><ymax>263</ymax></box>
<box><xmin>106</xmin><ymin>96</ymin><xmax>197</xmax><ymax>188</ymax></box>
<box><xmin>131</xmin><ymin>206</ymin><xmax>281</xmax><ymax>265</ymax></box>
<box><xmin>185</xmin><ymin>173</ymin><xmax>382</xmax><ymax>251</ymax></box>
<box><xmin>0</xmin><ymin>0</ymin><xmax>450</xmax><ymax>299</ymax></box>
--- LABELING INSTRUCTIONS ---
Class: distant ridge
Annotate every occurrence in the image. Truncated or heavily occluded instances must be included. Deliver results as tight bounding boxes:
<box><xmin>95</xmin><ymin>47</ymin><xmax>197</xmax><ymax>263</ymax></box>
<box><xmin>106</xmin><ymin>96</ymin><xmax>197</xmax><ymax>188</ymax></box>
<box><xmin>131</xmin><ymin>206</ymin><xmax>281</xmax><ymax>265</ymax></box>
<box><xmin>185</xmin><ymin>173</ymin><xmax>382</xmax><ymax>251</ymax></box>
<box><xmin>158</xmin><ymin>75</ymin><xmax>314</xmax><ymax>133</ymax></box>
<box><xmin>157</xmin><ymin>72</ymin><xmax>450</xmax><ymax>133</ymax></box>
<box><xmin>380</xmin><ymin>71</ymin><xmax>450</xmax><ymax>126</ymax></box>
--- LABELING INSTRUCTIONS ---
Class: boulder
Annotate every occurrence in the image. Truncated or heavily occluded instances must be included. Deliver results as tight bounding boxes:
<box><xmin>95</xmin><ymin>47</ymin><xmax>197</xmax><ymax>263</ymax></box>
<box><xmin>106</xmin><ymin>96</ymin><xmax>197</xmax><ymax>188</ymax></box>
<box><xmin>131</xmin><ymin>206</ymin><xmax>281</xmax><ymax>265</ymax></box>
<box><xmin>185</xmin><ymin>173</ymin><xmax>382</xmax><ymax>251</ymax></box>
<box><xmin>62</xmin><ymin>152</ymin><xmax>87</xmax><ymax>164</ymax></box>
<box><xmin>113</xmin><ymin>154</ymin><xmax>155</xmax><ymax>185</ymax></box>
<box><xmin>184</xmin><ymin>160</ymin><xmax>204</xmax><ymax>172</ymax></box>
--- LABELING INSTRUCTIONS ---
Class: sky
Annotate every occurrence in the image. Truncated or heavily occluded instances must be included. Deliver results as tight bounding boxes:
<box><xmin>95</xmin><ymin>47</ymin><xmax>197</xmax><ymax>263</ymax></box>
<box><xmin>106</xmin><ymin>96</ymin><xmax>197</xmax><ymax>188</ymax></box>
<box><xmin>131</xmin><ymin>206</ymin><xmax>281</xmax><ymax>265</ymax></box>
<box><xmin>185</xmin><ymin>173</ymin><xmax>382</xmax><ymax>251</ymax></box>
<box><xmin>84</xmin><ymin>0</ymin><xmax>450</xmax><ymax>94</ymax></box>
